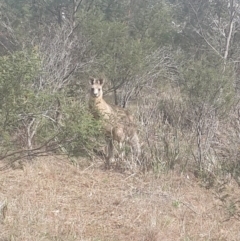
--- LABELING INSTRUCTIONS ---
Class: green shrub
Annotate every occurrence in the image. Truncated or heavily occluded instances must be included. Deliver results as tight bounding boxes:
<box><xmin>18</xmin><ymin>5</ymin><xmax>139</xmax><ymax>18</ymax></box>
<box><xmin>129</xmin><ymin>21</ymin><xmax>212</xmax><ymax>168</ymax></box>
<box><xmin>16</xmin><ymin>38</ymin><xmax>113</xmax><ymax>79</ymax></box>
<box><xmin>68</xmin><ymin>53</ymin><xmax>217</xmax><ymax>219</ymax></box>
<box><xmin>0</xmin><ymin>50</ymin><xmax>104</xmax><ymax>162</ymax></box>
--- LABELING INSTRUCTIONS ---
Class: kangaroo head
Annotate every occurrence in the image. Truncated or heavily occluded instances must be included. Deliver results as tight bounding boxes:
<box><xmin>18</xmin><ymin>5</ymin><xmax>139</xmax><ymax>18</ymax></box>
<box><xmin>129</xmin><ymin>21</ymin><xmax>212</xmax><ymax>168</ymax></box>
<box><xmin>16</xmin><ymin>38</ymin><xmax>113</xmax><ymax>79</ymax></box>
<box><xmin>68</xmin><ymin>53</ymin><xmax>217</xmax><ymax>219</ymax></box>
<box><xmin>89</xmin><ymin>77</ymin><xmax>104</xmax><ymax>98</ymax></box>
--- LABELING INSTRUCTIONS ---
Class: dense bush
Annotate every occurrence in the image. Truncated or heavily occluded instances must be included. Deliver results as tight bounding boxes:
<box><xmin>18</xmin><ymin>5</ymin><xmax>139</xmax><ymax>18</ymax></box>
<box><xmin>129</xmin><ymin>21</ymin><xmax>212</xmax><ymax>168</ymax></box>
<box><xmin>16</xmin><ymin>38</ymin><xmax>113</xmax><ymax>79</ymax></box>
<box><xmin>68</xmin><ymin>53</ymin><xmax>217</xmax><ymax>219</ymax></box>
<box><xmin>0</xmin><ymin>50</ymin><xmax>103</xmax><ymax>163</ymax></box>
<box><xmin>1</xmin><ymin>0</ymin><xmax>240</xmax><ymax>183</ymax></box>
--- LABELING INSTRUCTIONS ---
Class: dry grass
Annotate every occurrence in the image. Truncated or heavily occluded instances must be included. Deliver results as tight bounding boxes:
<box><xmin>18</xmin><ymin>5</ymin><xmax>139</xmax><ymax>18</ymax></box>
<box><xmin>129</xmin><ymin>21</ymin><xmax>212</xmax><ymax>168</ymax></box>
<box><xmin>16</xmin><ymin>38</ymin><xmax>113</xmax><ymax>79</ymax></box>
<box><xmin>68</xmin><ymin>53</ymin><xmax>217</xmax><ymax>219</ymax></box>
<box><xmin>0</xmin><ymin>157</ymin><xmax>240</xmax><ymax>241</ymax></box>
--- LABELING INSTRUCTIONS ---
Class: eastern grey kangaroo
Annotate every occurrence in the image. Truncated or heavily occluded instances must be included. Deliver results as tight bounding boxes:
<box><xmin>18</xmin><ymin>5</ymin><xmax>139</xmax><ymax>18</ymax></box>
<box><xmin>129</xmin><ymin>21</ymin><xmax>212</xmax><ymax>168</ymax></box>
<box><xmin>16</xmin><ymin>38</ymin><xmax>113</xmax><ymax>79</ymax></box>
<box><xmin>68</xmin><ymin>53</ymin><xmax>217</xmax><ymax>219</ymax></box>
<box><xmin>88</xmin><ymin>77</ymin><xmax>141</xmax><ymax>168</ymax></box>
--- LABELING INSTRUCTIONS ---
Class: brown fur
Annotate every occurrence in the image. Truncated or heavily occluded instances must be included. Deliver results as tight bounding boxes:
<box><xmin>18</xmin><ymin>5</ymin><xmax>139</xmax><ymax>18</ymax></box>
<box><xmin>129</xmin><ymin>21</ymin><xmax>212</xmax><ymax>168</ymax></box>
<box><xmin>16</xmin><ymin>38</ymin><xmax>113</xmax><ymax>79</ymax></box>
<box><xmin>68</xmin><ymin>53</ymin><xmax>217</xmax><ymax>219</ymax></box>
<box><xmin>88</xmin><ymin>77</ymin><xmax>141</xmax><ymax>168</ymax></box>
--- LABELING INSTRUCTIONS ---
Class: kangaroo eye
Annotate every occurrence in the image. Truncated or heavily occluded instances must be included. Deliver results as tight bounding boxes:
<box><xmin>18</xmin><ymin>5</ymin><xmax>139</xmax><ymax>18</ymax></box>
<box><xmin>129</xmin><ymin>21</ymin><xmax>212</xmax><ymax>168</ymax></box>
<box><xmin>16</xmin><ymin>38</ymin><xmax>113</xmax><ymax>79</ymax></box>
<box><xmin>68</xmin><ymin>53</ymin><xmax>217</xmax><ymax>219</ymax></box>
<box><xmin>98</xmin><ymin>88</ymin><xmax>101</xmax><ymax>92</ymax></box>
<box><xmin>91</xmin><ymin>88</ymin><xmax>94</xmax><ymax>91</ymax></box>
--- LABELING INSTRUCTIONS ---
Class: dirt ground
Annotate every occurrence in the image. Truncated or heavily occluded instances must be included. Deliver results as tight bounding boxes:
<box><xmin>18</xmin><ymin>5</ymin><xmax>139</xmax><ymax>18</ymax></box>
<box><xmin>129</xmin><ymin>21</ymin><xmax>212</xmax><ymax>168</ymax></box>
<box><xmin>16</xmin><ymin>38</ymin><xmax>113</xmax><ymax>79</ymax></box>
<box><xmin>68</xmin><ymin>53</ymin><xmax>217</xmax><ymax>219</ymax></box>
<box><xmin>0</xmin><ymin>156</ymin><xmax>240</xmax><ymax>241</ymax></box>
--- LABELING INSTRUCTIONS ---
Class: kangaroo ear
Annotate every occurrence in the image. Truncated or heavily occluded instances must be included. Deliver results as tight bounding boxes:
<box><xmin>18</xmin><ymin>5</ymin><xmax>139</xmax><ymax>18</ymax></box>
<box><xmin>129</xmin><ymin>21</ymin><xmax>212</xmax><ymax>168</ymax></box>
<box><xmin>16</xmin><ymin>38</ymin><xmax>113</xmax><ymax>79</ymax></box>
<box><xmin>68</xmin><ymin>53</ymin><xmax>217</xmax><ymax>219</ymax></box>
<box><xmin>89</xmin><ymin>77</ymin><xmax>95</xmax><ymax>85</ymax></box>
<box><xmin>99</xmin><ymin>78</ymin><xmax>104</xmax><ymax>86</ymax></box>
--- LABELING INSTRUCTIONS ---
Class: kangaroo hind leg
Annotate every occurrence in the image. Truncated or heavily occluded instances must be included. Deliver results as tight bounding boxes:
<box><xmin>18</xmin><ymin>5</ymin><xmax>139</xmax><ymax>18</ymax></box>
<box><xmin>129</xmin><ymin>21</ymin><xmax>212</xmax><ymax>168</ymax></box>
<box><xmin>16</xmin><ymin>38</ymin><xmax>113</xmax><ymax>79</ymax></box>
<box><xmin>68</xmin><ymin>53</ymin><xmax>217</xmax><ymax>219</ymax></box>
<box><xmin>105</xmin><ymin>138</ymin><xmax>114</xmax><ymax>169</ymax></box>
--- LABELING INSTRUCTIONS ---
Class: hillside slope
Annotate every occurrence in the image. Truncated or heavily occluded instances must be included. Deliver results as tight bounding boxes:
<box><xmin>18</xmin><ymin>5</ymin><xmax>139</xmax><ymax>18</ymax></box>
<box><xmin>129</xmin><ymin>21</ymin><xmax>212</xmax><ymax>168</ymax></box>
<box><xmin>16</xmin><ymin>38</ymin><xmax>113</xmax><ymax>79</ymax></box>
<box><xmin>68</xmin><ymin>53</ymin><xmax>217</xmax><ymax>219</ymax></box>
<box><xmin>0</xmin><ymin>157</ymin><xmax>240</xmax><ymax>241</ymax></box>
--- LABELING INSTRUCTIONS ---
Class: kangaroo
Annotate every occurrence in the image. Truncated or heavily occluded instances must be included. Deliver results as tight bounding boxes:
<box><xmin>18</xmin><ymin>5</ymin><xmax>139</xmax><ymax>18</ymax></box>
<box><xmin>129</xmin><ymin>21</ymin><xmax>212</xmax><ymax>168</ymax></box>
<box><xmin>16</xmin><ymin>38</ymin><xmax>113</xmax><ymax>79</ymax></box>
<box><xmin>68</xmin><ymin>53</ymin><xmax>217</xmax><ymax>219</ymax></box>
<box><xmin>88</xmin><ymin>77</ymin><xmax>141</xmax><ymax>168</ymax></box>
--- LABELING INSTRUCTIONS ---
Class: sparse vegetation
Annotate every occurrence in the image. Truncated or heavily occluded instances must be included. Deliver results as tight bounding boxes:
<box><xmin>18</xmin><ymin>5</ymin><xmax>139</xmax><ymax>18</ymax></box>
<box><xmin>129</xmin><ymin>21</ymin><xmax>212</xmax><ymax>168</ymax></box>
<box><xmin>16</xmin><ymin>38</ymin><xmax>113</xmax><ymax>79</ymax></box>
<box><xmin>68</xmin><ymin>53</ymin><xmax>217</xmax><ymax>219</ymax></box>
<box><xmin>0</xmin><ymin>158</ymin><xmax>240</xmax><ymax>240</ymax></box>
<box><xmin>1</xmin><ymin>0</ymin><xmax>240</xmax><ymax>240</ymax></box>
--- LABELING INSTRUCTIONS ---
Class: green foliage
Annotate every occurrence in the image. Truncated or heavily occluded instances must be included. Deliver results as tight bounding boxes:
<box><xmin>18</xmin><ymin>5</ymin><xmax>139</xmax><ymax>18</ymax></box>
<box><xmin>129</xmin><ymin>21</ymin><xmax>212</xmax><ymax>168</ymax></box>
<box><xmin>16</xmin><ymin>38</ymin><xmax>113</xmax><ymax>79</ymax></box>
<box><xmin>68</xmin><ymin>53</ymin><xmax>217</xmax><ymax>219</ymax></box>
<box><xmin>0</xmin><ymin>49</ymin><xmax>103</xmax><ymax>159</ymax></box>
<box><xmin>81</xmin><ymin>10</ymin><xmax>149</xmax><ymax>91</ymax></box>
<box><xmin>0</xmin><ymin>50</ymin><xmax>39</xmax><ymax>132</ymax></box>
<box><xmin>181</xmin><ymin>56</ymin><xmax>235</xmax><ymax>115</ymax></box>
<box><xmin>1</xmin><ymin>0</ymin><xmax>240</xmax><ymax>181</ymax></box>
<box><xmin>129</xmin><ymin>0</ymin><xmax>175</xmax><ymax>46</ymax></box>
<box><xmin>57</xmin><ymin>100</ymin><xmax>104</xmax><ymax>157</ymax></box>
<box><xmin>80</xmin><ymin>0</ymin><xmax>175</xmax><ymax>83</ymax></box>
